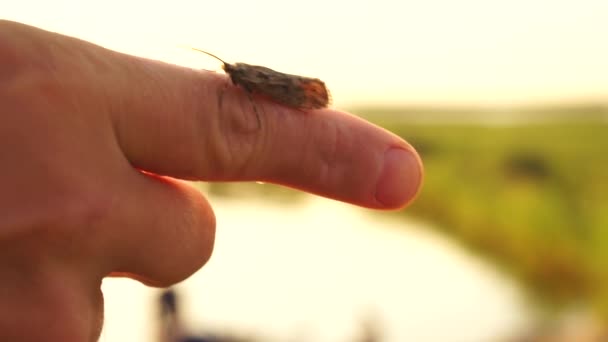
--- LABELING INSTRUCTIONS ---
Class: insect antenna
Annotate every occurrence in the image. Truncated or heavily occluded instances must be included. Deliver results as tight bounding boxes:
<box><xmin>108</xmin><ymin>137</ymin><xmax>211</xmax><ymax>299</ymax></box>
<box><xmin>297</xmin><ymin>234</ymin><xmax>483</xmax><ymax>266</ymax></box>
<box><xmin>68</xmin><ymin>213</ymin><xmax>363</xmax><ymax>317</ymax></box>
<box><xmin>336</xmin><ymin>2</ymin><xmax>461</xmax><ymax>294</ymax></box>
<box><xmin>191</xmin><ymin>48</ymin><xmax>229</xmax><ymax>65</ymax></box>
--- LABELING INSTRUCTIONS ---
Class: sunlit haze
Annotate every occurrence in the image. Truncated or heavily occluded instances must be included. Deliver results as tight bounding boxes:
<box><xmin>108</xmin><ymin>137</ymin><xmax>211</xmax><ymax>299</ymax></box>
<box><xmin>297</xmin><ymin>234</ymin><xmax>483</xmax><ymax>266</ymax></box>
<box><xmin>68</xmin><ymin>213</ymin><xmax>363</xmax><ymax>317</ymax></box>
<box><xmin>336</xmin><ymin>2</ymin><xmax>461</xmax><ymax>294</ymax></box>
<box><xmin>4</xmin><ymin>0</ymin><xmax>608</xmax><ymax>107</ymax></box>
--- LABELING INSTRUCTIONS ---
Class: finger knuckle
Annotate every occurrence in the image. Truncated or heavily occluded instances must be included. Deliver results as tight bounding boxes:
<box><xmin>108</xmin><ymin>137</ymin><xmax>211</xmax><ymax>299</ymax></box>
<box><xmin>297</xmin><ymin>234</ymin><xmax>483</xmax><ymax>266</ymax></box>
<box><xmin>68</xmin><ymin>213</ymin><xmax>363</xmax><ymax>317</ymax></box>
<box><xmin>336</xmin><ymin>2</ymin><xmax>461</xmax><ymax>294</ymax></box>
<box><xmin>316</xmin><ymin>120</ymin><xmax>350</xmax><ymax>184</ymax></box>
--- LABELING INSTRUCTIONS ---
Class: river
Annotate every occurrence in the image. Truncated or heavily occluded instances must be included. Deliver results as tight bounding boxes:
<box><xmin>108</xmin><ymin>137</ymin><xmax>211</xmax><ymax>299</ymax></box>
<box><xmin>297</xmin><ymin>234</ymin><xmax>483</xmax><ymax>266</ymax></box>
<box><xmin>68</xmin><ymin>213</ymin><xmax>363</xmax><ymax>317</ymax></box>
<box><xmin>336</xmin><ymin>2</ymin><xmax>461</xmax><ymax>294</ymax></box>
<box><xmin>99</xmin><ymin>194</ymin><xmax>533</xmax><ymax>342</ymax></box>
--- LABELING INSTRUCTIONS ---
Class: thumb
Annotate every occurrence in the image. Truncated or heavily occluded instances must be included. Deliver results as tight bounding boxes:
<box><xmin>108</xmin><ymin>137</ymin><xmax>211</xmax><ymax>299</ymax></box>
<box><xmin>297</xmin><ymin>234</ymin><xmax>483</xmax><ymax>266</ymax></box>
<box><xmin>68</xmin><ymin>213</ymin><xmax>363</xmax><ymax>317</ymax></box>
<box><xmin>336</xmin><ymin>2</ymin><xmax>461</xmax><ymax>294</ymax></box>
<box><xmin>96</xmin><ymin>171</ymin><xmax>216</xmax><ymax>287</ymax></box>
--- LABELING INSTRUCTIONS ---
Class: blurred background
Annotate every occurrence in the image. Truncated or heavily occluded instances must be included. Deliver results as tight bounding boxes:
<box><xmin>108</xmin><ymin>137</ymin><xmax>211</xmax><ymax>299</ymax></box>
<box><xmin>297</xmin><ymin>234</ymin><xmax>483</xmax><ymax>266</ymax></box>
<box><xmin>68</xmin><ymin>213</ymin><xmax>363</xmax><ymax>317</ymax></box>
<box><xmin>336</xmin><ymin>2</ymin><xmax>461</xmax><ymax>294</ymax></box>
<box><xmin>4</xmin><ymin>0</ymin><xmax>608</xmax><ymax>341</ymax></box>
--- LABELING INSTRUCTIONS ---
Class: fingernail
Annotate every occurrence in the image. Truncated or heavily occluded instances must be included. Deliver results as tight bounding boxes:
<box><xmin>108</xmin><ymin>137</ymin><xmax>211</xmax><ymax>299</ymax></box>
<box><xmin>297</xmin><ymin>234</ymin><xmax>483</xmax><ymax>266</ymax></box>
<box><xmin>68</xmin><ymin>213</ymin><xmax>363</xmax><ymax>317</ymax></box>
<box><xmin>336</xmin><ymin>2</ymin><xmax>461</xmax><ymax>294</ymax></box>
<box><xmin>375</xmin><ymin>148</ymin><xmax>422</xmax><ymax>208</ymax></box>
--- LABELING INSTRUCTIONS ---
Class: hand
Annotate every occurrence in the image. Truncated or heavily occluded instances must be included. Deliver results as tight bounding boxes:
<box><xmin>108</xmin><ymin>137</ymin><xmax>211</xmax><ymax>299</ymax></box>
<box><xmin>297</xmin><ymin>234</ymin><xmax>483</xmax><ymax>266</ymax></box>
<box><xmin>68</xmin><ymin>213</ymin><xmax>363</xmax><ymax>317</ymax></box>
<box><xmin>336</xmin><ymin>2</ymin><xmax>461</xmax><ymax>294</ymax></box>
<box><xmin>0</xmin><ymin>20</ymin><xmax>422</xmax><ymax>341</ymax></box>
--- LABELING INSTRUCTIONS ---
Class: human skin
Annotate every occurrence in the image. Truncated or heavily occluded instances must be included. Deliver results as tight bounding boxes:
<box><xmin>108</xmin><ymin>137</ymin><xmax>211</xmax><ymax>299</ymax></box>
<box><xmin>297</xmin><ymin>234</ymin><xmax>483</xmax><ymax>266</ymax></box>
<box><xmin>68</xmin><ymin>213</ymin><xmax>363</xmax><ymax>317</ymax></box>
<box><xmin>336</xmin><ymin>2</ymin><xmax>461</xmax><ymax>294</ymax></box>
<box><xmin>0</xmin><ymin>20</ymin><xmax>423</xmax><ymax>341</ymax></box>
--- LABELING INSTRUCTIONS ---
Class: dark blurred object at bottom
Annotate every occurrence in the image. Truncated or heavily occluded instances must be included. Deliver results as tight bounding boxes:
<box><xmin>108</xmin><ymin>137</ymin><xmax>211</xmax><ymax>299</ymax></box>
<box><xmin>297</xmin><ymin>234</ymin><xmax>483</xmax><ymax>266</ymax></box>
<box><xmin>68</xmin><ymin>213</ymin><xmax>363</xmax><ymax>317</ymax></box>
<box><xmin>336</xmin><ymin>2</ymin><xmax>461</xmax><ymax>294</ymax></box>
<box><xmin>157</xmin><ymin>288</ymin><xmax>384</xmax><ymax>342</ymax></box>
<box><xmin>158</xmin><ymin>288</ymin><xmax>257</xmax><ymax>342</ymax></box>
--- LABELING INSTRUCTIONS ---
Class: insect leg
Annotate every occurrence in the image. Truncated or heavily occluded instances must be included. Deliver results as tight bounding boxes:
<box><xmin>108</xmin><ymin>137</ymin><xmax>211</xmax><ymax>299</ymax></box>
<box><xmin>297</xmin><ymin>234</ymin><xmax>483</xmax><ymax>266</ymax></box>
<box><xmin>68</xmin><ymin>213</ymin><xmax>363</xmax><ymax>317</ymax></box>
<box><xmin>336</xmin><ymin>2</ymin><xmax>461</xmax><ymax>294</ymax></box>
<box><xmin>245</xmin><ymin>91</ymin><xmax>262</xmax><ymax>130</ymax></box>
<box><xmin>217</xmin><ymin>81</ymin><xmax>230</xmax><ymax>110</ymax></box>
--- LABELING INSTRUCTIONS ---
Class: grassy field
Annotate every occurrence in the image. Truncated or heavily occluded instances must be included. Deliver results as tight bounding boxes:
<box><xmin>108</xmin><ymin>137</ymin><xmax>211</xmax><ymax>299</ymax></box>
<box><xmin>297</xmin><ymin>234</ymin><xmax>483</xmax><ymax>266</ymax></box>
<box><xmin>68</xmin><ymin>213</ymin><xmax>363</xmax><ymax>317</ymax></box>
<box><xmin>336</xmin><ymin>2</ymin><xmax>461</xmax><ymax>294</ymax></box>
<box><xmin>360</xmin><ymin>106</ymin><xmax>608</xmax><ymax>315</ymax></box>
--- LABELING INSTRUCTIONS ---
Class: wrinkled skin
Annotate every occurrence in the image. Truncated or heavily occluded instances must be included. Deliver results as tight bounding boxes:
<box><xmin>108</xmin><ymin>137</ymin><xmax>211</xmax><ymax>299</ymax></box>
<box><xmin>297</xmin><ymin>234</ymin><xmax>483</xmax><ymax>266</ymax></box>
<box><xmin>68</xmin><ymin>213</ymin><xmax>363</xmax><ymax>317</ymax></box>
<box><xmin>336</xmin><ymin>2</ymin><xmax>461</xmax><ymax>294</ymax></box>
<box><xmin>0</xmin><ymin>20</ymin><xmax>422</xmax><ymax>341</ymax></box>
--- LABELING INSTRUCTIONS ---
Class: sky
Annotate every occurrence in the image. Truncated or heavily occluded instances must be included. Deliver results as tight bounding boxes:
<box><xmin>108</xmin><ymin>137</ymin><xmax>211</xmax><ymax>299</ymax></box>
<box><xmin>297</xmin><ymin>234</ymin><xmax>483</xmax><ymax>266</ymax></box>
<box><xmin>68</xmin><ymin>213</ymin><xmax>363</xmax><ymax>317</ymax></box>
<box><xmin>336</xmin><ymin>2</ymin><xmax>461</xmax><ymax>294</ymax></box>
<box><xmin>3</xmin><ymin>0</ymin><xmax>608</xmax><ymax>108</ymax></box>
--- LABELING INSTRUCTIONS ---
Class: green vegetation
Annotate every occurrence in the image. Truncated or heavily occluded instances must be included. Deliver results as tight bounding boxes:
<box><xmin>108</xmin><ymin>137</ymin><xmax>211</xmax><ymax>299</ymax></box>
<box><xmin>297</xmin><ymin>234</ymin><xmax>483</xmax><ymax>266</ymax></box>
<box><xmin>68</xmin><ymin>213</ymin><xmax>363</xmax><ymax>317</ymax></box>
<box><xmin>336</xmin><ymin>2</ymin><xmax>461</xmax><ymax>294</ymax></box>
<box><xmin>360</xmin><ymin>106</ymin><xmax>608</xmax><ymax>315</ymax></box>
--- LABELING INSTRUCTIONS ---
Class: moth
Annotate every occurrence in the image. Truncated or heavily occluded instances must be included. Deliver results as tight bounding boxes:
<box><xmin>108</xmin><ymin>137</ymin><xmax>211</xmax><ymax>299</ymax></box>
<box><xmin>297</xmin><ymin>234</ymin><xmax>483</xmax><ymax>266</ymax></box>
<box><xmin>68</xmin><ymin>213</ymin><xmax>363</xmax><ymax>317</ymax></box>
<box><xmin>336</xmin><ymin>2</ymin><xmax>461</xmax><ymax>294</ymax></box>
<box><xmin>192</xmin><ymin>48</ymin><xmax>330</xmax><ymax>125</ymax></box>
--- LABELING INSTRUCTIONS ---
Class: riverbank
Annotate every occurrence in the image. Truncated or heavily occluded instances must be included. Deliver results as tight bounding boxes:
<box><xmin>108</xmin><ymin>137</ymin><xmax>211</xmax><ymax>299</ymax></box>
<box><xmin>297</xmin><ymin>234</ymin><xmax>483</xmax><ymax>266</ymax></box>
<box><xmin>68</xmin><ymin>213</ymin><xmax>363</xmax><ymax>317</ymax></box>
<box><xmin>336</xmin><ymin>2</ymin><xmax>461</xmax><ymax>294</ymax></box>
<box><xmin>360</xmin><ymin>106</ymin><xmax>608</xmax><ymax>318</ymax></box>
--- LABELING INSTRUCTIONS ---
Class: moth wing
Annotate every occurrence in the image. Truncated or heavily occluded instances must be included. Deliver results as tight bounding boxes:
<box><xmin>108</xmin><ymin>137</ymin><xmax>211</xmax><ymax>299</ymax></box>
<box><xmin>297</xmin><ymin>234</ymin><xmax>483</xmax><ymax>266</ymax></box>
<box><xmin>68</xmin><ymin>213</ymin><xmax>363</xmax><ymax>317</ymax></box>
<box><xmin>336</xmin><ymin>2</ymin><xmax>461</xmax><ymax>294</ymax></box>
<box><xmin>297</xmin><ymin>78</ymin><xmax>330</xmax><ymax>109</ymax></box>
<box><xmin>230</xmin><ymin>63</ymin><xmax>330</xmax><ymax>110</ymax></box>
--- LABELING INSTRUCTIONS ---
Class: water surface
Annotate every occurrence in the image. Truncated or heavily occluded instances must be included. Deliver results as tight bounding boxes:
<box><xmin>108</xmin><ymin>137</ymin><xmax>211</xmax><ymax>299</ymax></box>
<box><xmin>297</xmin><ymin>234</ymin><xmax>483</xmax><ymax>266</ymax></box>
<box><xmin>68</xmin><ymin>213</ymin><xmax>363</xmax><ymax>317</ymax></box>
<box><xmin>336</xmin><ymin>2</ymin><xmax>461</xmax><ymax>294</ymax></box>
<box><xmin>100</xmin><ymin>195</ymin><xmax>532</xmax><ymax>341</ymax></box>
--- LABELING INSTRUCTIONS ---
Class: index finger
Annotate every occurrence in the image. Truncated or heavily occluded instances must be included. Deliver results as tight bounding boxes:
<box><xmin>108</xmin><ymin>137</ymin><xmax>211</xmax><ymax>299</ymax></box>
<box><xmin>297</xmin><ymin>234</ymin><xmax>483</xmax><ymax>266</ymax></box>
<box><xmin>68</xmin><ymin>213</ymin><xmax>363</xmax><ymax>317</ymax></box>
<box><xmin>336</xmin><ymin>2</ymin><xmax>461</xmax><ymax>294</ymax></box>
<box><xmin>18</xmin><ymin>22</ymin><xmax>423</xmax><ymax>209</ymax></box>
<box><xmin>121</xmin><ymin>64</ymin><xmax>423</xmax><ymax>209</ymax></box>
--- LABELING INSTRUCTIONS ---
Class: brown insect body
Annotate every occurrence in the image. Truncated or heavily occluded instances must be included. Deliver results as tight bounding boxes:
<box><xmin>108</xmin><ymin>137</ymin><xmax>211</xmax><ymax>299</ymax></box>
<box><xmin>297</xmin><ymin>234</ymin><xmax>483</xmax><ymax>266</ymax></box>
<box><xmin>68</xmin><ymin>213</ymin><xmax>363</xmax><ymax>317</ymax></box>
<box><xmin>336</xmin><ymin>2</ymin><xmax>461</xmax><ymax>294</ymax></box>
<box><xmin>192</xmin><ymin>48</ymin><xmax>330</xmax><ymax>110</ymax></box>
<box><xmin>224</xmin><ymin>63</ymin><xmax>330</xmax><ymax>109</ymax></box>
